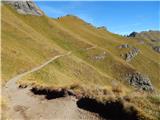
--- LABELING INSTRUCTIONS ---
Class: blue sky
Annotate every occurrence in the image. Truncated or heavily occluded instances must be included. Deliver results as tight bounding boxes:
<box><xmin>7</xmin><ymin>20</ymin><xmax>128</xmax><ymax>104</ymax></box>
<box><xmin>35</xmin><ymin>1</ymin><xmax>160</xmax><ymax>35</ymax></box>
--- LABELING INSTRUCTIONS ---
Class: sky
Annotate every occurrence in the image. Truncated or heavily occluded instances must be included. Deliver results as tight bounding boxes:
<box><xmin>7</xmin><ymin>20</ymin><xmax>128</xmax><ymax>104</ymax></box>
<box><xmin>35</xmin><ymin>1</ymin><xmax>160</xmax><ymax>35</ymax></box>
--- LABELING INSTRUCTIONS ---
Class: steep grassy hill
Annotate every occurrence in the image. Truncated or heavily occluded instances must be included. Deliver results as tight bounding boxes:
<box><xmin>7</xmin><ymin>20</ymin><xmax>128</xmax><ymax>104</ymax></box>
<box><xmin>2</xmin><ymin>4</ymin><xmax>159</xmax><ymax>89</ymax></box>
<box><xmin>2</xmin><ymin>2</ymin><xmax>160</xmax><ymax>120</ymax></box>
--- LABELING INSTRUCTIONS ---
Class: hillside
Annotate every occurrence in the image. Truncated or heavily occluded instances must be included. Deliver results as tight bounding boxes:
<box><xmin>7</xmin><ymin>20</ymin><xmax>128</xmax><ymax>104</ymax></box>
<box><xmin>1</xmin><ymin>1</ymin><xmax>160</xmax><ymax>120</ymax></box>
<box><xmin>128</xmin><ymin>31</ymin><xmax>160</xmax><ymax>53</ymax></box>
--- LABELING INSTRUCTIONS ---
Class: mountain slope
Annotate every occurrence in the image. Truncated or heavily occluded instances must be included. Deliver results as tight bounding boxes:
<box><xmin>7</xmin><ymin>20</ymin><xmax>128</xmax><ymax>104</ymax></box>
<box><xmin>2</xmin><ymin>1</ymin><xmax>160</xmax><ymax>120</ymax></box>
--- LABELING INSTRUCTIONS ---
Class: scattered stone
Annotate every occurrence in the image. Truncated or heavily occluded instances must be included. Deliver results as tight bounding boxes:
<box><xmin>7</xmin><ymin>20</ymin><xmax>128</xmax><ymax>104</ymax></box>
<box><xmin>19</xmin><ymin>84</ymin><xmax>27</xmax><ymax>89</ymax></box>
<box><xmin>4</xmin><ymin>1</ymin><xmax>43</xmax><ymax>16</ymax></box>
<box><xmin>153</xmin><ymin>46</ymin><xmax>160</xmax><ymax>53</ymax></box>
<box><xmin>93</xmin><ymin>52</ymin><xmax>106</xmax><ymax>61</ymax></box>
<box><xmin>127</xmin><ymin>72</ymin><xmax>154</xmax><ymax>91</ymax></box>
<box><xmin>124</xmin><ymin>48</ymin><xmax>140</xmax><ymax>61</ymax></box>
<box><xmin>118</xmin><ymin>44</ymin><xmax>131</xmax><ymax>49</ymax></box>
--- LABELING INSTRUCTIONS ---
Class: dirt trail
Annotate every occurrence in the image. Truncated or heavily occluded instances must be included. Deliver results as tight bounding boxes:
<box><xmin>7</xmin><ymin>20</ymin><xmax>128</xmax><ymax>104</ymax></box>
<box><xmin>2</xmin><ymin>52</ymin><xmax>102</xmax><ymax>120</ymax></box>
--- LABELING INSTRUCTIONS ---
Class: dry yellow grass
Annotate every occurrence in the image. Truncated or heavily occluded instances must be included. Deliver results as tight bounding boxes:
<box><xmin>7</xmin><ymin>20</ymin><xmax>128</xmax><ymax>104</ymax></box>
<box><xmin>1</xmin><ymin>4</ymin><xmax>160</xmax><ymax>120</ymax></box>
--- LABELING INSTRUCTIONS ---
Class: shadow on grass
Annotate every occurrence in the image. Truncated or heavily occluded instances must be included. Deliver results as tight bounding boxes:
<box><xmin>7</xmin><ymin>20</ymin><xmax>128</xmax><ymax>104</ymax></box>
<box><xmin>31</xmin><ymin>88</ymin><xmax>67</xmax><ymax>100</ymax></box>
<box><xmin>30</xmin><ymin>87</ymin><xmax>76</xmax><ymax>100</ymax></box>
<box><xmin>77</xmin><ymin>97</ymin><xmax>139</xmax><ymax>120</ymax></box>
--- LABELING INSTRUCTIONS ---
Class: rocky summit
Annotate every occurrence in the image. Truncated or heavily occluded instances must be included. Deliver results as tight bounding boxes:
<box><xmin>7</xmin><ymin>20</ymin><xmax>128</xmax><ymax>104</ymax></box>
<box><xmin>4</xmin><ymin>0</ymin><xmax>43</xmax><ymax>16</ymax></box>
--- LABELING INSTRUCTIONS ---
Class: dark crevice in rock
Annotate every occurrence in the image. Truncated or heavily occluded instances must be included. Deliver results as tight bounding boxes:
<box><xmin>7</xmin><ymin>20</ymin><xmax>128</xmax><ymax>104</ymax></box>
<box><xmin>77</xmin><ymin>97</ymin><xmax>139</xmax><ymax>120</ymax></box>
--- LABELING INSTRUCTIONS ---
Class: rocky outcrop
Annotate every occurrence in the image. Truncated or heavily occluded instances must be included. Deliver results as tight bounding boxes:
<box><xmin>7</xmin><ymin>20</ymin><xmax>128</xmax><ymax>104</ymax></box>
<box><xmin>153</xmin><ymin>46</ymin><xmax>160</xmax><ymax>53</ymax></box>
<box><xmin>128</xmin><ymin>30</ymin><xmax>160</xmax><ymax>42</ymax></box>
<box><xmin>4</xmin><ymin>0</ymin><xmax>43</xmax><ymax>16</ymax></box>
<box><xmin>127</xmin><ymin>72</ymin><xmax>153</xmax><ymax>91</ymax></box>
<box><xmin>124</xmin><ymin>48</ymin><xmax>140</xmax><ymax>61</ymax></box>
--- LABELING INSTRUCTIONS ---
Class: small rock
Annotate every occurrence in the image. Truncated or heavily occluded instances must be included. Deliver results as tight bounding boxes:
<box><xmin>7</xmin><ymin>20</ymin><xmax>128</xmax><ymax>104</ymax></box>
<box><xmin>92</xmin><ymin>52</ymin><xmax>106</xmax><ymax>61</ymax></box>
<box><xmin>118</xmin><ymin>44</ymin><xmax>130</xmax><ymax>49</ymax></box>
<box><xmin>153</xmin><ymin>46</ymin><xmax>160</xmax><ymax>53</ymax></box>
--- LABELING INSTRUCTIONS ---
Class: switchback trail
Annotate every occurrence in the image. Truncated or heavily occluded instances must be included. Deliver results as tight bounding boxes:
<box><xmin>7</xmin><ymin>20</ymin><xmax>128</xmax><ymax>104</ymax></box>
<box><xmin>2</xmin><ymin>51</ymin><xmax>102</xmax><ymax>120</ymax></box>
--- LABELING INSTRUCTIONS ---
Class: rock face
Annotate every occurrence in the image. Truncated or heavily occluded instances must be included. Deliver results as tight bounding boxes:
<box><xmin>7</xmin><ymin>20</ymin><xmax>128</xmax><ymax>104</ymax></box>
<box><xmin>124</xmin><ymin>48</ymin><xmax>140</xmax><ymax>61</ymax></box>
<box><xmin>4</xmin><ymin>0</ymin><xmax>43</xmax><ymax>16</ymax></box>
<box><xmin>153</xmin><ymin>46</ymin><xmax>160</xmax><ymax>53</ymax></box>
<box><xmin>127</xmin><ymin>72</ymin><xmax>153</xmax><ymax>91</ymax></box>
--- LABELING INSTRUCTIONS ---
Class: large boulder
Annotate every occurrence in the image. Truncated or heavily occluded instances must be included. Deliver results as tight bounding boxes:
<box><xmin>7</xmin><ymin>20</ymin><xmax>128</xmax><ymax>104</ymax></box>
<box><xmin>4</xmin><ymin>0</ymin><xmax>43</xmax><ymax>16</ymax></box>
<box><xmin>127</xmin><ymin>72</ymin><xmax>154</xmax><ymax>91</ymax></box>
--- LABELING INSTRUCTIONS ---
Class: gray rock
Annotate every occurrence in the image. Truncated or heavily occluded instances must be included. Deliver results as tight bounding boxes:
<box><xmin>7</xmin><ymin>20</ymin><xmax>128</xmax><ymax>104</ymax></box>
<box><xmin>124</xmin><ymin>48</ymin><xmax>140</xmax><ymax>61</ymax></box>
<box><xmin>92</xmin><ymin>52</ymin><xmax>106</xmax><ymax>61</ymax></box>
<box><xmin>127</xmin><ymin>72</ymin><xmax>154</xmax><ymax>91</ymax></box>
<box><xmin>118</xmin><ymin>44</ymin><xmax>130</xmax><ymax>49</ymax></box>
<box><xmin>153</xmin><ymin>46</ymin><xmax>160</xmax><ymax>53</ymax></box>
<box><xmin>4</xmin><ymin>0</ymin><xmax>43</xmax><ymax>16</ymax></box>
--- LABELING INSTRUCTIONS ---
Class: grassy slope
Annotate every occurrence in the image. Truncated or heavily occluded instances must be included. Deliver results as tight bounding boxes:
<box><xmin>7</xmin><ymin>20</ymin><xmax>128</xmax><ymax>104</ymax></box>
<box><xmin>2</xmin><ymin>5</ymin><xmax>159</xmax><ymax>89</ymax></box>
<box><xmin>57</xmin><ymin>16</ymin><xmax>160</xmax><ymax>89</ymax></box>
<box><xmin>2</xmin><ymin>5</ymin><xmax>160</xmax><ymax>120</ymax></box>
<box><xmin>1</xmin><ymin>5</ymin><xmax>65</xmax><ymax>83</ymax></box>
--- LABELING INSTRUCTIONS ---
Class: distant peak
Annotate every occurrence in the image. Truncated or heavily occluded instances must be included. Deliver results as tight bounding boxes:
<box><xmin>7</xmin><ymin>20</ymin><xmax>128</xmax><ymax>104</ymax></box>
<box><xmin>4</xmin><ymin>0</ymin><xmax>43</xmax><ymax>16</ymax></box>
<box><xmin>128</xmin><ymin>32</ymin><xmax>138</xmax><ymax>37</ymax></box>
<box><xmin>57</xmin><ymin>14</ymin><xmax>81</xmax><ymax>20</ymax></box>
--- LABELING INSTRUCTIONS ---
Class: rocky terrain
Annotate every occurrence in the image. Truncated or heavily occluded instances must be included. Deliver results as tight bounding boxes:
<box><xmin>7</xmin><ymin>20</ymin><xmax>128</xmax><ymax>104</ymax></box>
<box><xmin>128</xmin><ymin>30</ymin><xmax>160</xmax><ymax>54</ymax></box>
<box><xmin>127</xmin><ymin>72</ymin><xmax>154</xmax><ymax>91</ymax></box>
<box><xmin>3</xmin><ymin>1</ymin><xmax>43</xmax><ymax>16</ymax></box>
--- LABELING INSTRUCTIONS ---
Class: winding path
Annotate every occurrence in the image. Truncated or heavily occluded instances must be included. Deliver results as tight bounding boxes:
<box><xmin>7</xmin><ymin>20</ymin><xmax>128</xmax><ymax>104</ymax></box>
<box><xmin>2</xmin><ymin>51</ymin><xmax>101</xmax><ymax>120</ymax></box>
